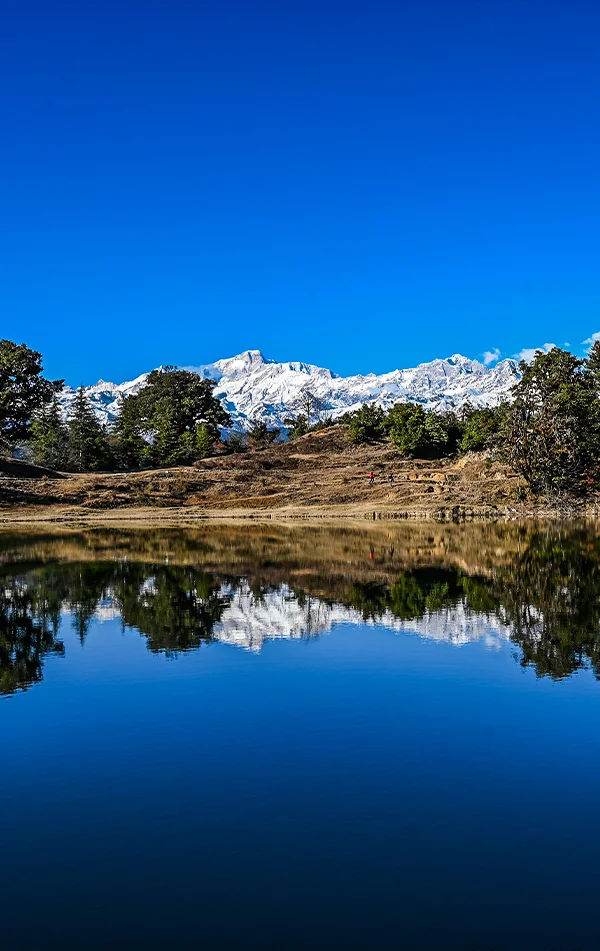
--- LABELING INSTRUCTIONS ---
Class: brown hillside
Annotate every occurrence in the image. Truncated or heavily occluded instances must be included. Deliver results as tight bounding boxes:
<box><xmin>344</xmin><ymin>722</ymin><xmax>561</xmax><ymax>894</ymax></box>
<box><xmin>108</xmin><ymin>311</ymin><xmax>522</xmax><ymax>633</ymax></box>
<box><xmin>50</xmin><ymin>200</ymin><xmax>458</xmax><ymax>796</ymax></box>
<box><xmin>0</xmin><ymin>425</ymin><xmax>529</xmax><ymax>521</ymax></box>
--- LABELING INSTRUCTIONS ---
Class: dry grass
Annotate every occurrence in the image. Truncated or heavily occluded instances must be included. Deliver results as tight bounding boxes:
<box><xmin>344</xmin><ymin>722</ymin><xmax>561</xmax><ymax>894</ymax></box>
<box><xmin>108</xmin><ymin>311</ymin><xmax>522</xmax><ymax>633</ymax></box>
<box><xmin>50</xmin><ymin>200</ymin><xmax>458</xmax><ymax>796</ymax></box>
<box><xmin>0</xmin><ymin>425</ymin><xmax>531</xmax><ymax>523</ymax></box>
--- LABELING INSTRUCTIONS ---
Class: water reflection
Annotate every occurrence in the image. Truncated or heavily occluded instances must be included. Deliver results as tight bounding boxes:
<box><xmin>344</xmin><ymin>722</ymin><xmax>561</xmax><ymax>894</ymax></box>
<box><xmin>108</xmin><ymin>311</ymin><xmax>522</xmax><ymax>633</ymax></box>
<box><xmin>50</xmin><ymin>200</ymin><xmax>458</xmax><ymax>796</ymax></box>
<box><xmin>2</xmin><ymin>521</ymin><xmax>600</xmax><ymax>694</ymax></box>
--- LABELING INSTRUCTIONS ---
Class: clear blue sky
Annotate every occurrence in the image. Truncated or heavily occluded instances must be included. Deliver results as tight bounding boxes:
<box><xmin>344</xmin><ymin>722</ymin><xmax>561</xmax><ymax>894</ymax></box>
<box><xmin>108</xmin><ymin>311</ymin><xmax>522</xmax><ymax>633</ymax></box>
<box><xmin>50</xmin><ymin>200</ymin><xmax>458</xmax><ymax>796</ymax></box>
<box><xmin>2</xmin><ymin>0</ymin><xmax>599</xmax><ymax>385</ymax></box>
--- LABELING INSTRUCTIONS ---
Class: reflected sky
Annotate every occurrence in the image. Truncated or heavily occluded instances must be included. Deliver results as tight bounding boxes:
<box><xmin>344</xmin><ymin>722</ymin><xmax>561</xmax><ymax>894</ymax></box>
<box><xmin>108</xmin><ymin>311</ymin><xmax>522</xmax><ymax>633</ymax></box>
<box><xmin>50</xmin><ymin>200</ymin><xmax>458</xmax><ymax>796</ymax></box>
<box><xmin>2</xmin><ymin>523</ymin><xmax>600</xmax><ymax>949</ymax></box>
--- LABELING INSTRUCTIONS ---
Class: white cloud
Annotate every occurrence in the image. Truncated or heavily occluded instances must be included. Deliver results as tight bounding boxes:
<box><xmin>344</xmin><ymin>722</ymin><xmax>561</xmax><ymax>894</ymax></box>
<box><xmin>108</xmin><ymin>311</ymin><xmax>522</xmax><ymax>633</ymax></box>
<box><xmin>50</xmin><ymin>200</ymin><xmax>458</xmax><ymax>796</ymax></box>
<box><xmin>582</xmin><ymin>331</ymin><xmax>600</xmax><ymax>353</ymax></box>
<box><xmin>482</xmin><ymin>348</ymin><xmax>501</xmax><ymax>365</ymax></box>
<box><xmin>513</xmin><ymin>343</ymin><xmax>556</xmax><ymax>363</ymax></box>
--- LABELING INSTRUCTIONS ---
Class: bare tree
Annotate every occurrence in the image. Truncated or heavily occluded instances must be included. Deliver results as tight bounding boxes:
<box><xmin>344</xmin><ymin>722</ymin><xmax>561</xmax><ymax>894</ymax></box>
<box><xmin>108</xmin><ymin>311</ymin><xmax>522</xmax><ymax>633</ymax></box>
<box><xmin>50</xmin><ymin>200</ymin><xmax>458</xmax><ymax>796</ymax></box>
<box><xmin>295</xmin><ymin>389</ymin><xmax>326</xmax><ymax>427</ymax></box>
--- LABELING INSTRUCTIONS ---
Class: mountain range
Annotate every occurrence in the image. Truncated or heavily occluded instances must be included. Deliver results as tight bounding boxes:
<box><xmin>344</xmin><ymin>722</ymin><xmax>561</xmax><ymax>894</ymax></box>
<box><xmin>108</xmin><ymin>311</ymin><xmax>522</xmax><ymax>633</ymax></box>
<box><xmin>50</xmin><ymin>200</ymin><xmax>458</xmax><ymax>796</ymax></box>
<box><xmin>88</xmin><ymin>582</ymin><xmax>511</xmax><ymax>653</ymax></box>
<box><xmin>57</xmin><ymin>349</ymin><xmax>520</xmax><ymax>430</ymax></box>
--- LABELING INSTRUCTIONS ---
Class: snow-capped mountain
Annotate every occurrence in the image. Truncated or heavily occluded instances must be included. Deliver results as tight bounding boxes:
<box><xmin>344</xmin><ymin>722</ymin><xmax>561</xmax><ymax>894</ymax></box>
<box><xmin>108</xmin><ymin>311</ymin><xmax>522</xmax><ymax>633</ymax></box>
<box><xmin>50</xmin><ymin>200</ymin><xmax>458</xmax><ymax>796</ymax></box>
<box><xmin>211</xmin><ymin>583</ymin><xmax>511</xmax><ymax>652</ymax></box>
<box><xmin>85</xmin><ymin>581</ymin><xmax>512</xmax><ymax>652</ymax></box>
<box><xmin>57</xmin><ymin>349</ymin><xmax>519</xmax><ymax>430</ymax></box>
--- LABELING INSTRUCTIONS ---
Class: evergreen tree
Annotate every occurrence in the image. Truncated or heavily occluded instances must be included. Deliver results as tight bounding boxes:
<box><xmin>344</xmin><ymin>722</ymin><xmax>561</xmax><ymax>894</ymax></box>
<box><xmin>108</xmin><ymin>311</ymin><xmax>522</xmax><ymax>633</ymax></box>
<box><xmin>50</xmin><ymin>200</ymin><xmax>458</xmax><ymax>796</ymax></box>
<box><xmin>386</xmin><ymin>403</ymin><xmax>429</xmax><ymax>455</ymax></box>
<box><xmin>195</xmin><ymin>423</ymin><xmax>214</xmax><ymax>458</ymax></box>
<box><xmin>587</xmin><ymin>339</ymin><xmax>600</xmax><ymax>385</ymax></box>
<box><xmin>30</xmin><ymin>396</ymin><xmax>69</xmax><ymax>469</ymax></box>
<box><xmin>111</xmin><ymin>395</ymin><xmax>148</xmax><ymax>470</ymax></box>
<box><xmin>347</xmin><ymin>404</ymin><xmax>386</xmax><ymax>444</ymax></box>
<box><xmin>0</xmin><ymin>339</ymin><xmax>62</xmax><ymax>451</ymax></box>
<box><xmin>459</xmin><ymin>405</ymin><xmax>503</xmax><ymax>453</ymax></box>
<box><xmin>286</xmin><ymin>414</ymin><xmax>309</xmax><ymax>440</ymax></box>
<box><xmin>66</xmin><ymin>388</ymin><xmax>113</xmax><ymax>472</ymax></box>
<box><xmin>225</xmin><ymin>431</ymin><xmax>248</xmax><ymax>453</ymax></box>
<box><xmin>386</xmin><ymin>404</ymin><xmax>464</xmax><ymax>458</ymax></box>
<box><xmin>248</xmin><ymin>420</ymin><xmax>279</xmax><ymax>448</ymax></box>
<box><xmin>130</xmin><ymin>368</ymin><xmax>231</xmax><ymax>466</ymax></box>
<box><xmin>498</xmin><ymin>347</ymin><xmax>600</xmax><ymax>496</ymax></box>
<box><xmin>423</xmin><ymin>410</ymin><xmax>463</xmax><ymax>456</ymax></box>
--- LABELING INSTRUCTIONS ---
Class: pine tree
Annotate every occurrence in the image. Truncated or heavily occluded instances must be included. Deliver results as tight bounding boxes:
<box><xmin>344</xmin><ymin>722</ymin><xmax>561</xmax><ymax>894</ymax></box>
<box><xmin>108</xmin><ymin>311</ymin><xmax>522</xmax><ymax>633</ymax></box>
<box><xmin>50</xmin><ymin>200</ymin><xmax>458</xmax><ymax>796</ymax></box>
<box><xmin>66</xmin><ymin>388</ymin><xmax>113</xmax><ymax>472</ymax></box>
<box><xmin>587</xmin><ymin>340</ymin><xmax>600</xmax><ymax>385</ymax></box>
<box><xmin>129</xmin><ymin>368</ymin><xmax>231</xmax><ymax>466</ymax></box>
<box><xmin>247</xmin><ymin>420</ymin><xmax>279</xmax><ymax>448</ymax></box>
<box><xmin>30</xmin><ymin>396</ymin><xmax>69</xmax><ymax>469</ymax></box>
<box><xmin>286</xmin><ymin>414</ymin><xmax>309</xmax><ymax>440</ymax></box>
<box><xmin>195</xmin><ymin>423</ymin><xmax>214</xmax><ymax>458</ymax></box>
<box><xmin>459</xmin><ymin>406</ymin><xmax>503</xmax><ymax>453</ymax></box>
<box><xmin>347</xmin><ymin>404</ymin><xmax>385</xmax><ymax>444</ymax></box>
<box><xmin>111</xmin><ymin>395</ymin><xmax>148</xmax><ymax>470</ymax></box>
<box><xmin>386</xmin><ymin>403</ymin><xmax>429</xmax><ymax>455</ymax></box>
<box><xmin>0</xmin><ymin>339</ymin><xmax>63</xmax><ymax>451</ymax></box>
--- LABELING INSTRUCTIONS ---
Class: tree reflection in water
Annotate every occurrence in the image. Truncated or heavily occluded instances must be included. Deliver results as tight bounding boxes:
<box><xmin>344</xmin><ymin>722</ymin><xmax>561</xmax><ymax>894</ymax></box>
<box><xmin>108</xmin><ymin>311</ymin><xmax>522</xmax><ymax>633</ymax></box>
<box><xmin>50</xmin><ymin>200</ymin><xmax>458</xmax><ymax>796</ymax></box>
<box><xmin>2</xmin><ymin>523</ymin><xmax>600</xmax><ymax>694</ymax></box>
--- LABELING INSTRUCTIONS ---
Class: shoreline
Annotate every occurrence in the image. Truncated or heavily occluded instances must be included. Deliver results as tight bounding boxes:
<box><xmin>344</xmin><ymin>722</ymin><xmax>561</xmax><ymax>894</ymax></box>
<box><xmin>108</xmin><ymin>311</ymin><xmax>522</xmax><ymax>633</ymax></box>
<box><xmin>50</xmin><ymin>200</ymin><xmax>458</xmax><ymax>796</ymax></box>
<box><xmin>1</xmin><ymin>430</ymin><xmax>596</xmax><ymax>525</ymax></box>
<box><xmin>0</xmin><ymin>501</ymin><xmax>592</xmax><ymax>525</ymax></box>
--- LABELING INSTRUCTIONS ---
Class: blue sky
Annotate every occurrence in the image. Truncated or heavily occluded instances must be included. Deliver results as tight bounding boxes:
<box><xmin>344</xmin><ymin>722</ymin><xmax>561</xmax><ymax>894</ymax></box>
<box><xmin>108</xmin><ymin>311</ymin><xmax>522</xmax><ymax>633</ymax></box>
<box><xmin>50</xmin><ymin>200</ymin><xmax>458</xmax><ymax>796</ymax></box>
<box><xmin>2</xmin><ymin>0</ymin><xmax>599</xmax><ymax>385</ymax></box>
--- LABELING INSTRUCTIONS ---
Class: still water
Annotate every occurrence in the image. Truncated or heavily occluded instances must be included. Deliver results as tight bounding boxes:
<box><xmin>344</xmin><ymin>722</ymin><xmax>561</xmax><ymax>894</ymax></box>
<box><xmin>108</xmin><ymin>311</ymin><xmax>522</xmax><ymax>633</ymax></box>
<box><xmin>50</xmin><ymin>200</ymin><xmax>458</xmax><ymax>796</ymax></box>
<box><xmin>1</xmin><ymin>521</ymin><xmax>600</xmax><ymax>950</ymax></box>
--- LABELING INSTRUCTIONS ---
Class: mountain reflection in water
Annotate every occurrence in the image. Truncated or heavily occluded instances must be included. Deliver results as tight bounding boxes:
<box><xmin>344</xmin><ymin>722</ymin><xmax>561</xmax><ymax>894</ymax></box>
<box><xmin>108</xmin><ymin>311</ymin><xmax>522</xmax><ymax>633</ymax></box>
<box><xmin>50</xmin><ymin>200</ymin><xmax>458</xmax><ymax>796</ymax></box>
<box><xmin>2</xmin><ymin>520</ymin><xmax>600</xmax><ymax>695</ymax></box>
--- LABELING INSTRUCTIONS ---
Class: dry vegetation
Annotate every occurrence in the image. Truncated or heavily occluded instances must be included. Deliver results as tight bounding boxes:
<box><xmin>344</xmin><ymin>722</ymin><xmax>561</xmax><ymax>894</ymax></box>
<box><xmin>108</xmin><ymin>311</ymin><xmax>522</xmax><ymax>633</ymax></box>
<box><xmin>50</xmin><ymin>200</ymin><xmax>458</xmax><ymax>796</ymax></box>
<box><xmin>0</xmin><ymin>519</ymin><xmax>541</xmax><ymax>595</ymax></box>
<box><xmin>0</xmin><ymin>425</ymin><xmax>531</xmax><ymax>522</ymax></box>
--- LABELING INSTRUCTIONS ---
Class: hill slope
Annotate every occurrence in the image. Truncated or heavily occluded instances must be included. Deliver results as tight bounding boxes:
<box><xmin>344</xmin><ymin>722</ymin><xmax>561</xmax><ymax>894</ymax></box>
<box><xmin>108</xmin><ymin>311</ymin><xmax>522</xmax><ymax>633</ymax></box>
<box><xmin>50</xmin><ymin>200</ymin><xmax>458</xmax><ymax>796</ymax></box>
<box><xmin>0</xmin><ymin>426</ymin><xmax>525</xmax><ymax>519</ymax></box>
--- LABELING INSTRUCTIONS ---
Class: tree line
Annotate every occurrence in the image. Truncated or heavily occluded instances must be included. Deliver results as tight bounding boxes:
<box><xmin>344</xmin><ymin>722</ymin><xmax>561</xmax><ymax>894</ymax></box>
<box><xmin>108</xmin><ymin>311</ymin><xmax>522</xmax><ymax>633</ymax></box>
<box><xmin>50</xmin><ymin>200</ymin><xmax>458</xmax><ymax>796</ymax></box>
<box><xmin>3</xmin><ymin>337</ymin><xmax>600</xmax><ymax>497</ymax></box>
<box><xmin>0</xmin><ymin>340</ymin><xmax>231</xmax><ymax>471</ymax></box>
<box><xmin>4</xmin><ymin>522</ymin><xmax>600</xmax><ymax>694</ymax></box>
<box><xmin>344</xmin><ymin>344</ymin><xmax>600</xmax><ymax>499</ymax></box>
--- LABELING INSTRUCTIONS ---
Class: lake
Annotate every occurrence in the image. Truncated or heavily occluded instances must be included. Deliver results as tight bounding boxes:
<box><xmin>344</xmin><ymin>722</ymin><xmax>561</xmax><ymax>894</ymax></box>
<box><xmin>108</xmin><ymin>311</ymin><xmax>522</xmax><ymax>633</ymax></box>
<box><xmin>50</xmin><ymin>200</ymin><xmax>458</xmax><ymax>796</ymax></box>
<box><xmin>1</xmin><ymin>521</ymin><xmax>599</xmax><ymax>950</ymax></box>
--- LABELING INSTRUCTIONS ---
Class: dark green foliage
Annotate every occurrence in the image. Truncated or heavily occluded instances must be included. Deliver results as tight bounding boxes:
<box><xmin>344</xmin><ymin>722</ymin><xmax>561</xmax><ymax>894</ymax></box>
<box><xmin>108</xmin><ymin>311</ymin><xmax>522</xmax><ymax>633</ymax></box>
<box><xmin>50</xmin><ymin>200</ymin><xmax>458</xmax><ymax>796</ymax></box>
<box><xmin>586</xmin><ymin>339</ymin><xmax>600</xmax><ymax>382</ymax></box>
<box><xmin>111</xmin><ymin>395</ymin><xmax>149</xmax><ymax>470</ymax></box>
<box><xmin>127</xmin><ymin>368</ymin><xmax>231</xmax><ymax>466</ymax></box>
<box><xmin>386</xmin><ymin>403</ymin><xmax>428</xmax><ymax>454</ymax></box>
<box><xmin>459</xmin><ymin>405</ymin><xmax>504</xmax><ymax>453</ymax></box>
<box><xmin>287</xmin><ymin>414</ymin><xmax>310</xmax><ymax>440</ymax></box>
<box><xmin>5</xmin><ymin>523</ymin><xmax>600</xmax><ymax>691</ymax></box>
<box><xmin>66</xmin><ymin>388</ymin><xmax>113</xmax><ymax>472</ymax></box>
<box><xmin>0</xmin><ymin>558</ymin><xmax>231</xmax><ymax>692</ymax></box>
<box><xmin>347</xmin><ymin>404</ymin><xmax>386</xmax><ymax>444</ymax></box>
<box><xmin>346</xmin><ymin>568</ymin><xmax>460</xmax><ymax>621</ymax></box>
<box><xmin>114</xmin><ymin>563</ymin><xmax>231</xmax><ymax>654</ymax></box>
<box><xmin>424</xmin><ymin>410</ymin><xmax>464</xmax><ymax>456</ymax></box>
<box><xmin>30</xmin><ymin>395</ymin><xmax>69</xmax><ymax>469</ymax></box>
<box><xmin>0</xmin><ymin>572</ymin><xmax>65</xmax><ymax>695</ymax></box>
<box><xmin>498</xmin><ymin>347</ymin><xmax>600</xmax><ymax>496</ymax></box>
<box><xmin>248</xmin><ymin>420</ymin><xmax>280</xmax><ymax>448</ymax></box>
<box><xmin>0</xmin><ymin>339</ymin><xmax>62</xmax><ymax>450</ymax></box>
<box><xmin>195</xmin><ymin>423</ymin><xmax>214</xmax><ymax>458</ymax></box>
<box><xmin>385</xmin><ymin>403</ymin><xmax>460</xmax><ymax>457</ymax></box>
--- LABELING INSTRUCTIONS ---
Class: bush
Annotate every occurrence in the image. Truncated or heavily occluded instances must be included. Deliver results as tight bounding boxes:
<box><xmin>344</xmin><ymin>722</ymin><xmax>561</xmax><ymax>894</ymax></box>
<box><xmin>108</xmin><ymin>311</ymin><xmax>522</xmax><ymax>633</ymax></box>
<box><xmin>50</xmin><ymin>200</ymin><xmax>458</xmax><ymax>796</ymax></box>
<box><xmin>459</xmin><ymin>406</ymin><xmax>503</xmax><ymax>453</ymax></box>
<box><xmin>287</xmin><ymin>414</ymin><xmax>310</xmax><ymax>440</ymax></box>
<box><xmin>347</xmin><ymin>404</ymin><xmax>386</xmax><ymax>444</ymax></box>
<box><xmin>248</xmin><ymin>420</ymin><xmax>280</xmax><ymax>448</ymax></box>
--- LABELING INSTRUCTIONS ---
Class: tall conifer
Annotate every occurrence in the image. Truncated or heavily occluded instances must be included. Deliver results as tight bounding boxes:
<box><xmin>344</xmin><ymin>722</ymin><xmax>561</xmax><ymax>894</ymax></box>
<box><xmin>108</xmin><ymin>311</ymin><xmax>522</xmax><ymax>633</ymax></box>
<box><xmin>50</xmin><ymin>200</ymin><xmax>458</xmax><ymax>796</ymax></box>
<box><xmin>30</xmin><ymin>395</ymin><xmax>69</xmax><ymax>469</ymax></box>
<box><xmin>67</xmin><ymin>388</ymin><xmax>112</xmax><ymax>472</ymax></box>
<box><xmin>111</xmin><ymin>395</ymin><xmax>148</xmax><ymax>470</ymax></box>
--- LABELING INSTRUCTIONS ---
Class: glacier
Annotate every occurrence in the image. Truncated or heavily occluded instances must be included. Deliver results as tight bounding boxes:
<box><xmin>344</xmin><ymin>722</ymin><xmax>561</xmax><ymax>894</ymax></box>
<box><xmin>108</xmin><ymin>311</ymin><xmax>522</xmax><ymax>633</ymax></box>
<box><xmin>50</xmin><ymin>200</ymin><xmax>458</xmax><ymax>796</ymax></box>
<box><xmin>57</xmin><ymin>349</ymin><xmax>520</xmax><ymax>430</ymax></box>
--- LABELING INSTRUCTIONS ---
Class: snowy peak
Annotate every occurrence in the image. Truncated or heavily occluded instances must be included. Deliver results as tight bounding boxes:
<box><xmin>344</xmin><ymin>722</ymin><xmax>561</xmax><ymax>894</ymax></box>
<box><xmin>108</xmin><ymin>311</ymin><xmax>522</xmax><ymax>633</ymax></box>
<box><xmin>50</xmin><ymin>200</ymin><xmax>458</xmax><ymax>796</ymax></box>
<box><xmin>188</xmin><ymin>349</ymin><xmax>271</xmax><ymax>381</ymax></box>
<box><xmin>56</xmin><ymin>350</ymin><xmax>520</xmax><ymax>430</ymax></box>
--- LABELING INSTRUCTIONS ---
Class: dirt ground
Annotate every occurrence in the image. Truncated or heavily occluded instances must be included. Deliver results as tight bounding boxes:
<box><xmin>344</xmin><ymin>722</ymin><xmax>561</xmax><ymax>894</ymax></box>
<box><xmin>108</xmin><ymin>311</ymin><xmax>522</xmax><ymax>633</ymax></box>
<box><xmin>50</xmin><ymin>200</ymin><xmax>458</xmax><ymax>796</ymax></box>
<box><xmin>0</xmin><ymin>425</ymin><xmax>546</xmax><ymax>523</ymax></box>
